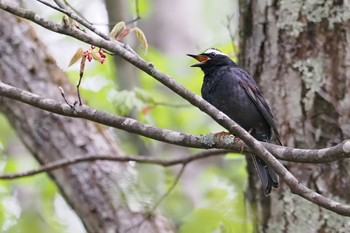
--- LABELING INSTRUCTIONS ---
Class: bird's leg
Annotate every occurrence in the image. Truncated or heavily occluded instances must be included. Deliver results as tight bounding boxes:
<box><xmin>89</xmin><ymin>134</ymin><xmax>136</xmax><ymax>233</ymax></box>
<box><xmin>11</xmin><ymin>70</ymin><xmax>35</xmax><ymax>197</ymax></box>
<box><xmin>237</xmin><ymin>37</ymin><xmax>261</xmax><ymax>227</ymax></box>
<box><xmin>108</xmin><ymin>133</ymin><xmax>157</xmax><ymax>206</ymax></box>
<box><xmin>232</xmin><ymin>128</ymin><xmax>253</xmax><ymax>153</ymax></box>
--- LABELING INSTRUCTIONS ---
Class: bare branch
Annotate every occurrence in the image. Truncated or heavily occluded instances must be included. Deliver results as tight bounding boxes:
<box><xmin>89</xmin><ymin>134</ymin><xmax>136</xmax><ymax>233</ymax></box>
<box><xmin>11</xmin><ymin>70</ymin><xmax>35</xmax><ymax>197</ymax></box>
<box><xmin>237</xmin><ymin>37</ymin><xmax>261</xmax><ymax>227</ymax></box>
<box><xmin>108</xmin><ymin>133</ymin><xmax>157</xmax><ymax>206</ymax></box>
<box><xmin>62</xmin><ymin>0</ymin><xmax>90</xmax><ymax>23</ymax></box>
<box><xmin>0</xmin><ymin>81</ymin><xmax>215</xmax><ymax>149</ymax></box>
<box><xmin>1</xmin><ymin>75</ymin><xmax>350</xmax><ymax>164</ymax></box>
<box><xmin>270</xmin><ymin>140</ymin><xmax>350</xmax><ymax>163</ymax></box>
<box><xmin>36</xmin><ymin>0</ymin><xmax>65</xmax><ymax>14</ymax></box>
<box><xmin>126</xmin><ymin>165</ymin><xmax>186</xmax><ymax>232</ymax></box>
<box><xmin>0</xmin><ymin>150</ymin><xmax>226</xmax><ymax>179</ymax></box>
<box><xmin>53</xmin><ymin>0</ymin><xmax>110</xmax><ymax>40</ymax></box>
<box><xmin>152</xmin><ymin>165</ymin><xmax>185</xmax><ymax>211</ymax></box>
<box><xmin>125</xmin><ymin>0</ymin><xmax>141</xmax><ymax>26</ymax></box>
<box><xmin>223</xmin><ymin>14</ymin><xmax>237</xmax><ymax>54</ymax></box>
<box><xmin>152</xmin><ymin>101</ymin><xmax>192</xmax><ymax>108</ymax></box>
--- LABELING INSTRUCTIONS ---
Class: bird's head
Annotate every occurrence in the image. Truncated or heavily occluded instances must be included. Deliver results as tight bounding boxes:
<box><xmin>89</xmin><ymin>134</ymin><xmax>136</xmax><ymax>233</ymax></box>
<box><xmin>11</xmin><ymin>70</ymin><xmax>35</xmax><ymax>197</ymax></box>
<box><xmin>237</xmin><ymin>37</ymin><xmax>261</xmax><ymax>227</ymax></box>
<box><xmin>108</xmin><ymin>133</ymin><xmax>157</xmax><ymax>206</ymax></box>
<box><xmin>187</xmin><ymin>48</ymin><xmax>234</xmax><ymax>72</ymax></box>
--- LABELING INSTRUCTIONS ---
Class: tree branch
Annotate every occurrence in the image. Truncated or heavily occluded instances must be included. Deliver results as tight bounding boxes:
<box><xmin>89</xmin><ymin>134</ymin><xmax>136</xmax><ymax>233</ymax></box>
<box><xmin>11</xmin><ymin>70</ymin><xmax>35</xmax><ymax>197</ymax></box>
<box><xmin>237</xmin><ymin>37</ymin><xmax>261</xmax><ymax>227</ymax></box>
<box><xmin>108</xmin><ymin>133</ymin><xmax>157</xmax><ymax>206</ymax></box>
<box><xmin>1</xmin><ymin>81</ymin><xmax>350</xmax><ymax>163</ymax></box>
<box><xmin>0</xmin><ymin>81</ymin><xmax>230</xmax><ymax>150</ymax></box>
<box><xmin>0</xmin><ymin>149</ymin><xmax>226</xmax><ymax>179</ymax></box>
<box><xmin>1</xmin><ymin>1</ymin><xmax>350</xmax><ymax>216</ymax></box>
<box><xmin>36</xmin><ymin>0</ymin><xmax>65</xmax><ymax>14</ymax></box>
<box><xmin>52</xmin><ymin>0</ymin><xmax>110</xmax><ymax>40</ymax></box>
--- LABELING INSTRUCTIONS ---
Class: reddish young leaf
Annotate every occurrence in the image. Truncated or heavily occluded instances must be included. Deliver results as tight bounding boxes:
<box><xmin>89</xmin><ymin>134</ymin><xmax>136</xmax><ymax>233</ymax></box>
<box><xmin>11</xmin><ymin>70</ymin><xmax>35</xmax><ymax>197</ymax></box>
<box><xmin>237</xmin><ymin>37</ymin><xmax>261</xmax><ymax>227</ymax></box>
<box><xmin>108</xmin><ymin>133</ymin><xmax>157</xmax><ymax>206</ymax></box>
<box><xmin>116</xmin><ymin>28</ymin><xmax>131</xmax><ymax>41</ymax></box>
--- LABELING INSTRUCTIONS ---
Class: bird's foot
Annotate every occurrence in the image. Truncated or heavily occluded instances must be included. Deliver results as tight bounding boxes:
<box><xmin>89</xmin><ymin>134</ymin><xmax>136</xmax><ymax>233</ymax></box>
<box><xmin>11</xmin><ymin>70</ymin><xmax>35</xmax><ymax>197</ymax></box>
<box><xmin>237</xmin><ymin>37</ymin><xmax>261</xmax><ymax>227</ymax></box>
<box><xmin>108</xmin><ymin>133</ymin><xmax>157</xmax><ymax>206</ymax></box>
<box><xmin>232</xmin><ymin>137</ymin><xmax>245</xmax><ymax>153</ymax></box>
<box><xmin>233</xmin><ymin>136</ymin><xmax>241</xmax><ymax>143</ymax></box>
<box><xmin>233</xmin><ymin>129</ymin><xmax>253</xmax><ymax>153</ymax></box>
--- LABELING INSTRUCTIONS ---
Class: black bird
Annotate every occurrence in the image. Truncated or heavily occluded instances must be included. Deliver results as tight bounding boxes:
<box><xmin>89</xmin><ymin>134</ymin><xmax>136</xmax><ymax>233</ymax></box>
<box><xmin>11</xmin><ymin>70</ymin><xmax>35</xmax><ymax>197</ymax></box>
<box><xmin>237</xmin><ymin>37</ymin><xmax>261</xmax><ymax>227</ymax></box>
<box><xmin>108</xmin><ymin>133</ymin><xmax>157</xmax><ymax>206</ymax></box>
<box><xmin>188</xmin><ymin>48</ymin><xmax>283</xmax><ymax>195</ymax></box>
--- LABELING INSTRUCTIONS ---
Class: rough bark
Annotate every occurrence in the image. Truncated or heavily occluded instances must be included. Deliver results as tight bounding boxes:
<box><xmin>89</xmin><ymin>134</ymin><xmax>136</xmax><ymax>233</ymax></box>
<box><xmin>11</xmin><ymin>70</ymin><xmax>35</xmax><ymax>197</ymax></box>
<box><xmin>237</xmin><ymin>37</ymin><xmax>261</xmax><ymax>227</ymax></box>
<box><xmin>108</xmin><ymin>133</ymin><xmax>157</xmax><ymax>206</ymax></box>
<box><xmin>0</xmin><ymin>12</ymin><xmax>173</xmax><ymax>233</ymax></box>
<box><xmin>240</xmin><ymin>0</ymin><xmax>350</xmax><ymax>232</ymax></box>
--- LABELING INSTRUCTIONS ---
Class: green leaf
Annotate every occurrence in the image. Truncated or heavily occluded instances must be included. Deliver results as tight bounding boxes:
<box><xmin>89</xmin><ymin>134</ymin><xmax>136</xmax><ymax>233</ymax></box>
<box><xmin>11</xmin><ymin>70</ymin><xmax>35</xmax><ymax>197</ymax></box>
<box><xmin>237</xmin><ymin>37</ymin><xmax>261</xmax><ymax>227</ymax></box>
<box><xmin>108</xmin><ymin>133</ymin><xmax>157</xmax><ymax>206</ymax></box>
<box><xmin>109</xmin><ymin>21</ymin><xmax>126</xmax><ymax>38</ymax></box>
<box><xmin>133</xmin><ymin>27</ymin><xmax>148</xmax><ymax>54</ymax></box>
<box><xmin>68</xmin><ymin>48</ymin><xmax>84</xmax><ymax>67</ymax></box>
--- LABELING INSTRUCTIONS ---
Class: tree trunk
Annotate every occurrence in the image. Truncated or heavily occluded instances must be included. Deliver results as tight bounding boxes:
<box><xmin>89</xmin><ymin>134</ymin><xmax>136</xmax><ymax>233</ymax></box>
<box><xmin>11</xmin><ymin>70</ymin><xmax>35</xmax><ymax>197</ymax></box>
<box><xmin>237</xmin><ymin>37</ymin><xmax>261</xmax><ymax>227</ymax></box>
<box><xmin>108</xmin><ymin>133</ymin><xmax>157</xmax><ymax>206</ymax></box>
<box><xmin>240</xmin><ymin>0</ymin><xmax>350</xmax><ymax>232</ymax></box>
<box><xmin>0</xmin><ymin>12</ymin><xmax>173</xmax><ymax>233</ymax></box>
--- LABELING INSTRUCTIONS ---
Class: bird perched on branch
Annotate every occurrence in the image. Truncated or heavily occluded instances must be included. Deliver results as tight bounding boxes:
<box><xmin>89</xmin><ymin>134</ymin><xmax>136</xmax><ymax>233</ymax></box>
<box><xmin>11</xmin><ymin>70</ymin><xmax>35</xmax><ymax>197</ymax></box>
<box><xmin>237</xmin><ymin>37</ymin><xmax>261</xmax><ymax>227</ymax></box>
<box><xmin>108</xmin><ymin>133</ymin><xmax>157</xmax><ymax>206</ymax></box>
<box><xmin>187</xmin><ymin>48</ymin><xmax>283</xmax><ymax>195</ymax></box>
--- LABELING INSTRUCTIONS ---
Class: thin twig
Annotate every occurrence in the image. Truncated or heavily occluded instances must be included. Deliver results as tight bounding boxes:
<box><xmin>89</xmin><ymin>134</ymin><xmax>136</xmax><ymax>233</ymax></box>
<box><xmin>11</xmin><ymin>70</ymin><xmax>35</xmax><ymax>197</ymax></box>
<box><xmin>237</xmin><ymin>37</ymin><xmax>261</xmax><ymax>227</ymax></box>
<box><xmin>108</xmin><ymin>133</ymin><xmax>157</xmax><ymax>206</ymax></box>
<box><xmin>36</xmin><ymin>0</ymin><xmax>65</xmax><ymax>14</ymax></box>
<box><xmin>53</xmin><ymin>0</ymin><xmax>110</xmax><ymax>40</ymax></box>
<box><xmin>153</xmin><ymin>101</ymin><xmax>192</xmax><ymax>108</ymax></box>
<box><xmin>0</xmin><ymin>150</ymin><xmax>227</xmax><ymax>179</ymax></box>
<box><xmin>87</xmin><ymin>0</ymin><xmax>141</xmax><ymax>27</ymax></box>
<box><xmin>223</xmin><ymin>14</ymin><xmax>238</xmax><ymax>55</ymax></box>
<box><xmin>127</xmin><ymin>0</ymin><xmax>141</xmax><ymax>26</ymax></box>
<box><xmin>59</xmin><ymin>87</ymin><xmax>76</xmax><ymax>108</ymax></box>
<box><xmin>63</xmin><ymin>0</ymin><xmax>90</xmax><ymax>23</ymax></box>
<box><xmin>126</xmin><ymin>165</ymin><xmax>186</xmax><ymax>232</ymax></box>
<box><xmin>152</xmin><ymin>165</ymin><xmax>185</xmax><ymax>211</ymax></box>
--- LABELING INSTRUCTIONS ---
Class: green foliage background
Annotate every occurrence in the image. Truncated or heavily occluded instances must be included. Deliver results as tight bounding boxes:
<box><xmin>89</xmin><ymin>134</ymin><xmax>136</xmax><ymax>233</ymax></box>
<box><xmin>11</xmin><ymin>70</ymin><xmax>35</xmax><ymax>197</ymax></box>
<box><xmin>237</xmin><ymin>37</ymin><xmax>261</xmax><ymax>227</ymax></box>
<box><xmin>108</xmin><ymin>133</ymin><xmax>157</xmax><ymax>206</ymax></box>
<box><xmin>0</xmin><ymin>1</ymin><xmax>253</xmax><ymax>232</ymax></box>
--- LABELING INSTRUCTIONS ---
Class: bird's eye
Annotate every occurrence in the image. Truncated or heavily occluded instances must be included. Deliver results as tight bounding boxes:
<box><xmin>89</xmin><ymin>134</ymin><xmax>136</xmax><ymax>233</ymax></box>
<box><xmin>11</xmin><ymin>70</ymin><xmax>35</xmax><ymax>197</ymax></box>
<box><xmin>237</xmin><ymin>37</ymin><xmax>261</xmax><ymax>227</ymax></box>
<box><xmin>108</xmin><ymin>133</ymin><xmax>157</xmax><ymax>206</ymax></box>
<box><xmin>210</xmin><ymin>52</ymin><xmax>216</xmax><ymax>57</ymax></box>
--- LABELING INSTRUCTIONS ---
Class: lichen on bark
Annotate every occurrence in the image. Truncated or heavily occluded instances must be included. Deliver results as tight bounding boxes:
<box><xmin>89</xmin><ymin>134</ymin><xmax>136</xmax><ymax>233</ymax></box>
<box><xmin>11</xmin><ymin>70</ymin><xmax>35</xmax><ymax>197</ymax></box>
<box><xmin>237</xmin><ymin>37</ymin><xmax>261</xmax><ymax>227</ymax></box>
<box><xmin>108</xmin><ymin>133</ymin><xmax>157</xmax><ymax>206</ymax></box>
<box><xmin>277</xmin><ymin>0</ymin><xmax>350</xmax><ymax>37</ymax></box>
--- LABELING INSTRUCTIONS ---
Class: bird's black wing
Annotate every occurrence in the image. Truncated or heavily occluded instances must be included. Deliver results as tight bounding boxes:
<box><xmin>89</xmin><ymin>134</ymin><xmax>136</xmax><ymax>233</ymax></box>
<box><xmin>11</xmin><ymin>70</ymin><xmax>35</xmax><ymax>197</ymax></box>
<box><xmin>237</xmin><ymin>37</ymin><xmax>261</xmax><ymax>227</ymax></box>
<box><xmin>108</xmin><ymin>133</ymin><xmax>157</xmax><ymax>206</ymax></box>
<box><xmin>238</xmin><ymin>78</ymin><xmax>283</xmax><ymax>146</ymax></box>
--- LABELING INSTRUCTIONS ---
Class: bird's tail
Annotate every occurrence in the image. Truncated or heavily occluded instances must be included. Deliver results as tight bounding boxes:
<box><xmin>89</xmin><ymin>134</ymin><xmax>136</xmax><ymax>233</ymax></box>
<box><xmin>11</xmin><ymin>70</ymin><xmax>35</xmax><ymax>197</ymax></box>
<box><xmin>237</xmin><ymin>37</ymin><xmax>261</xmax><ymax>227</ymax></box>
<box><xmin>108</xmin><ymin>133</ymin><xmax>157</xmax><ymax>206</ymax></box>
<box><xmin>249</xmin><ymin>153</ymin><xmax>279</xmax><ymax>195</ymax></box>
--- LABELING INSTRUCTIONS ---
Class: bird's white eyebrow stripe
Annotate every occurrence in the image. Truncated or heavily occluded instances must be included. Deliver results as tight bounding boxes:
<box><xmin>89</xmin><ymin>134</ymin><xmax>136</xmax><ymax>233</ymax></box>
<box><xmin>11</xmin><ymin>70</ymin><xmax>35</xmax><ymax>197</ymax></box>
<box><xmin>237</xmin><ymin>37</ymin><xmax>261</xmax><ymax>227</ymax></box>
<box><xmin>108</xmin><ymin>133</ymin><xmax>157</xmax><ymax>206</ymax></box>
<box><xmin>203</xmin><ymin>48</ymin><xmax>226</xmax><ymax>56</ymax></box>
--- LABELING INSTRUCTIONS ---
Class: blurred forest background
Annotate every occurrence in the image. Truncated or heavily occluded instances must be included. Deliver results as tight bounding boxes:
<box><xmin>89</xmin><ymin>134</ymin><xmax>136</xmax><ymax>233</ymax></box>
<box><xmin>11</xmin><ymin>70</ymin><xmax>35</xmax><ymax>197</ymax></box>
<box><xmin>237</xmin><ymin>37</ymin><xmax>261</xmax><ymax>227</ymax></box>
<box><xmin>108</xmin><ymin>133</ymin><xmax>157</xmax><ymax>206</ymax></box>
<box><xmin>2</xmin><ymin>0</ymin><xmax>350</xmax><ymax>232</ymax></box>
<box><xmin>0</xmin><ymin>0</ymin><xmax>249</xmax><ymax>232</ymax></box>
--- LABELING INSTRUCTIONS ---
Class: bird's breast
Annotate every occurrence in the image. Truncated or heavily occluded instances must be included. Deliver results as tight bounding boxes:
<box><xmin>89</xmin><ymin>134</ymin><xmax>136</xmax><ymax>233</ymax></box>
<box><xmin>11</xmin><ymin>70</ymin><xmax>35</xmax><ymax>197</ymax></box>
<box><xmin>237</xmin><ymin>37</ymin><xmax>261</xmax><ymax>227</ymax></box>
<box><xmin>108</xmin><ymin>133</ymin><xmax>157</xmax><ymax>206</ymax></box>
<box><xmin>201</xmin><ymin>74</ymin><xmax>269</xmax><ymax>137</ymax></box>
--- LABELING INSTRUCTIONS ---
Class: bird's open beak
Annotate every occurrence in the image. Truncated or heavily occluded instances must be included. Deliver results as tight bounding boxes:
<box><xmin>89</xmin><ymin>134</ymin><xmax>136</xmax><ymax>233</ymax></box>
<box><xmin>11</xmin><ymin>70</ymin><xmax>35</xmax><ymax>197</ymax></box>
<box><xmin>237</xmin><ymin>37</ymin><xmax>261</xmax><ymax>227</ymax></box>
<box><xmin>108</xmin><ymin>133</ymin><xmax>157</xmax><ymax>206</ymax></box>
<box><xmin>187</xmin><ymin>54</ymin><xmax>210</xmax><ymax>67</ymax></box>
